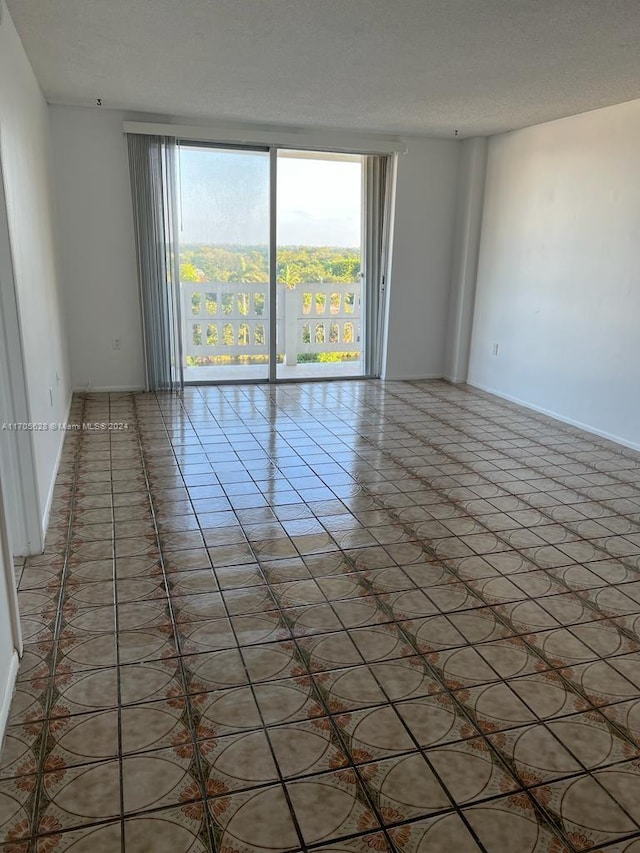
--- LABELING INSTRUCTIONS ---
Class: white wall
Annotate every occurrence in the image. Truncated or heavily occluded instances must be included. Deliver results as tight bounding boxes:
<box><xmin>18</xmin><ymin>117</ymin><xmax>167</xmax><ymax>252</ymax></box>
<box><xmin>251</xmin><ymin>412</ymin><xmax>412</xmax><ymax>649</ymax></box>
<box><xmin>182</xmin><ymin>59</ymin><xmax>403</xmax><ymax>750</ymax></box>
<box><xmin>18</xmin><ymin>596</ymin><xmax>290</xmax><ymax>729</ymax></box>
<box><xmin>49</xmin><ymin>107</ymin><xmax>461</xmax><ymax>388</ymax></box>
<box><xmin>469</xmin><ymin>99</ymin><xmax>640</xmax><ymax>451</ymax></box>
<box><xmin>0</xmin><ymin>2</ymin><xmax>71</xmax><ymax>532</ymax></box>
<box><xmin>383</xmin><ymin>138</ymin><xmax>460</xmax><ymax>380</ymax></box>
<box><xmin>50</xmin><ymin>106</ymin><xmax>145</xmax><ymax>391</ymax></box>
<box><xmin>443</xmin><ymin>137</ymin><xmax>487</xmax><ymax>383</ymax></box>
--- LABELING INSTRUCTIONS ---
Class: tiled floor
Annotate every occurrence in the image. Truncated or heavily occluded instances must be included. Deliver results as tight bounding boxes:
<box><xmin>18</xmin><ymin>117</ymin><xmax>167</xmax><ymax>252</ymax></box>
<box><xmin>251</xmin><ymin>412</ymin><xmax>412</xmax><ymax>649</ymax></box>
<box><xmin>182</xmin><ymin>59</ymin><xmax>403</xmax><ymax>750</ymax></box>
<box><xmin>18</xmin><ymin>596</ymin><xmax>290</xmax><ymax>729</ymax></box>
<box><xmin>2</xmin><ymin>380</ymin><xmax>640</xmax><ymax>853</ymax></box>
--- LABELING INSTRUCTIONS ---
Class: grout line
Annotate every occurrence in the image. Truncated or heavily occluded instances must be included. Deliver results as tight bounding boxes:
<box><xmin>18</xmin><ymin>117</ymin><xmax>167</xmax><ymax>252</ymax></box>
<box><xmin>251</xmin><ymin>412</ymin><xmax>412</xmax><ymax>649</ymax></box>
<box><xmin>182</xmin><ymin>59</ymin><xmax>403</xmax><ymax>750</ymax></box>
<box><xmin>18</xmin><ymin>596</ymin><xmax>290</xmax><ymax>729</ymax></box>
<box><xmin>107</xmin><ymin>393</ymin><xmax>127</xmax><ymax>853</ymax></box>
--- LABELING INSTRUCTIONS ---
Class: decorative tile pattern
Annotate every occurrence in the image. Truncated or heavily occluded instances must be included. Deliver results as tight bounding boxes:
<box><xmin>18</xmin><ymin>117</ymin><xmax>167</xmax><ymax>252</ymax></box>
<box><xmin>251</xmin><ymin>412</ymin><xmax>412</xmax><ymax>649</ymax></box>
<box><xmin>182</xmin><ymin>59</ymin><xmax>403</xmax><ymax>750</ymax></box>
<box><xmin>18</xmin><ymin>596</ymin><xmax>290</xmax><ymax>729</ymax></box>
<box><xmin>358</xmin><ymin>751</ymin><xmax>451</xmax><ymax>822</ymax></box>
<box><xmin>287</xmin><ymin>770</ymin><xmax>379</xmax><ymax>846</ymax></box>
<box><xmin>2</xmin><ymin>381</ymin><xmax>640</xmax><ymax>850</ymax></box>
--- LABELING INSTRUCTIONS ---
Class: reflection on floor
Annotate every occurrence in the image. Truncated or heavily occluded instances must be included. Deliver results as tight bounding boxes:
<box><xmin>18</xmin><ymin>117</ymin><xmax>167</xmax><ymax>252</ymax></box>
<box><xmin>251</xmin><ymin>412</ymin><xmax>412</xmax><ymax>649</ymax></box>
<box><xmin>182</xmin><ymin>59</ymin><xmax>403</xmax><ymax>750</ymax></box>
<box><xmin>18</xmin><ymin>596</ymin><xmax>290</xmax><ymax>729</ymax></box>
<box><xmin>184</xmin><ymin>361</ymin><xmax>364</xmax><ymax>383</ymax></box>
<box><xmin>3</xmin><ymin>379</ymin><xmax>640</xmax><ymax>852</ymax></box>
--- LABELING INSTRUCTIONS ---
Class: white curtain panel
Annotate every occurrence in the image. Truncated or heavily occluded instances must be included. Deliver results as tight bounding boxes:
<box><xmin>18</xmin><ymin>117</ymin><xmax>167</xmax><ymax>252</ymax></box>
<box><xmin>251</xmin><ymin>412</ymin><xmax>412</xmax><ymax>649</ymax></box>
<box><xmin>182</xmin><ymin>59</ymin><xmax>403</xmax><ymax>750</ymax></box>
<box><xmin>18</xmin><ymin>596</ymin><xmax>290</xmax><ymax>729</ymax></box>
<box><xmin>363</xmin><ymin>155</ymin><xmax>392</xmax><ymax>378</ymax></box>
<box><xmin>127</xmin><ymin>134</ymin><xmax>183</xmax><ymax>392</ymax></box>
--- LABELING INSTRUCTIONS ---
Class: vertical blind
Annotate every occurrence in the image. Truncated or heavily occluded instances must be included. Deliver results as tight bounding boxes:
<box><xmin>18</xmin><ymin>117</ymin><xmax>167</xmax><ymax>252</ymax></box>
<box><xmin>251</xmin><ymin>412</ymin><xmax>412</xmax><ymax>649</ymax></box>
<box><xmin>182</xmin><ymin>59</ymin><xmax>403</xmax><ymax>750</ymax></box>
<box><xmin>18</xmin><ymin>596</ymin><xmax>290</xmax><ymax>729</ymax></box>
<box><xmin>363</xmin><ymin>155</ymin><xmax>393</xmax><ymax>377</ymax></box>
<box><xmin>127</xmin><ymin>134</ymin><xmax>183</xmax><ymax>392</ymax></box>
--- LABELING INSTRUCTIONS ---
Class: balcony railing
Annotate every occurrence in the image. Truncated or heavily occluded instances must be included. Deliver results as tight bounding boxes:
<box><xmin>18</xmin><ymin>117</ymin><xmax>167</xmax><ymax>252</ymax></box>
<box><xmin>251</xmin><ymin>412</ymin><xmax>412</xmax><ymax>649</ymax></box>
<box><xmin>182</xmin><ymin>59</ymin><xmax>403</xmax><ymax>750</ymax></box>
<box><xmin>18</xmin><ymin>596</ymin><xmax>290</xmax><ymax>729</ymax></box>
<box><xmin>181</xmin><ymin>281</ymin><xmax>361</xmax><ymax>366</ymax></box>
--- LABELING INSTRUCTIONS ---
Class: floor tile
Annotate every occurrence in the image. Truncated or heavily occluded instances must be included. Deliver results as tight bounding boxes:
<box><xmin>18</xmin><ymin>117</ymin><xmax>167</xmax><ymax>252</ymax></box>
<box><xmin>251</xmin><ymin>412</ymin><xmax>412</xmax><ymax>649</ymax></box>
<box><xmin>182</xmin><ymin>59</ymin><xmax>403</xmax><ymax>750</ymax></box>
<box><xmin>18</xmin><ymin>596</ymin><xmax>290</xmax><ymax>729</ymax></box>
<box><xmin>39</xmin><ymin>758</ymin><xmax>121</xmax><ymax>832</ymax></box>
<box><xmin>397</xmin><ymin>812</ymin><xmax>483</xmax><ymax>852</ymax></box>
<box><xmin>253</xmin><ymin>675</ymin><xmax>324</xmax><ymax>724</ymax></box>
<box><xmin>124</xmin><ymin>805</ymin><xmax>209</xmax><ymax>852</ymax></box>
<box><xmin>553</xmin><ymin>709</ymin><xmax>639</xmax><ymax>769</ymax></box>
<box><xmin>120</xmin><ymin>699</ymin><xmax>191</xmax><ymax>756</ymax></box>
<box><xmin>369</xmin><ymin>657</ymin><xmax>444</xmax><ymax>702</ymax></box>
<box><xmin>208</xmin><ymin>783</ymin><xmax>301</xmax><ymax>852</ymax></box>
<box><xmin>200</xmin><ymin>728</ymin><xmax>279</xmax><ymax>791</ymax></box>
<box><xmin>122</xmin><ymin>745</ymin><xmax>199</xmax><ymax>815</ymax></box>
<box><xmin>426</xmin><ymin>737</ymin><xmax>518</xmax><ymax>806</ymax></box>
<box><xmin>335</xmin><ymin>705</ymin><xmax>415</xmax><ymax>760</ymax></box>
<box><xmin>508</xmin><ymin>671</ymin><xmax>584</xmax><ymax>720</ymax></box>
<box><xmin>394</xmin><ymin>694</ymin><xmax>476</xmax><ymax>748</ymax></box>
<box><xmin>463</xmin><ymin>792</ymin><xmax>570</xmax><ymax>852</ymax></box>
<box><xmin>532</xmin><ymin>773</ymin><xmax>638</xmax><ymax>849</ymax></box>
<box><xmin>44</xmin><ymin>709</ymin><xmax>119</xmax><ymax>769</ymax></box>
<box><xmin>488</xmin><ymin>723</ymin><xmax>581</xmax><ymax>786</ymax></box>
<box><xmin>315</xmin><ymin>665</ymin><xmax>387</xmax><ymax>712</ymax></box>
<box><xmin>456</xmin><ymin>680</ymin><xmax>537</xmax><ymax>733</ymax></box>
<box><xmin>287</xmin><ymin>769</ymin><xmax>379</xmax><ymax>846</ymax></box>
<box><xmin>0</xmin><ymin>772</ymin><xmax>36</xmax><ymax>846</ymax></box>
<box><xmin>194</xmin><ymin>686</ymin><xmax>263</xmax><ymax>736</ymax></box>
<box><xmin>268</xmin><ymin>718</ymin><xmax>349</xmax><ymax>779</ymax></box>
<box><xmin>33</xmin><ymin>820</ymin><xmax>122</xmax><ymax>852</ymax></box>
<box><xmin>182</xmin><ymin>648</ymin><xmax>248</xmax><ymax>694</ymax></box>
<box><xmin>359</xmin><ymin>751</ymin><xmax>452</xmax><ymax>822</ymax></box>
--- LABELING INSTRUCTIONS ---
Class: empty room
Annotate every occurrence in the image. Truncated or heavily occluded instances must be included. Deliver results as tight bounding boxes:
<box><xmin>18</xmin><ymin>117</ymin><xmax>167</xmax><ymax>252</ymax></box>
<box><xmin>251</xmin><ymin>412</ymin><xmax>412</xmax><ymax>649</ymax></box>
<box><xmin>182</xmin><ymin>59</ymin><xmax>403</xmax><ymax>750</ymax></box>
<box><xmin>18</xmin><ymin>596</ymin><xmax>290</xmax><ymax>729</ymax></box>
<box><xmin>1</xmin><ymin>1</ymin><xmax>640</xmax><ymax>851</ymax></box>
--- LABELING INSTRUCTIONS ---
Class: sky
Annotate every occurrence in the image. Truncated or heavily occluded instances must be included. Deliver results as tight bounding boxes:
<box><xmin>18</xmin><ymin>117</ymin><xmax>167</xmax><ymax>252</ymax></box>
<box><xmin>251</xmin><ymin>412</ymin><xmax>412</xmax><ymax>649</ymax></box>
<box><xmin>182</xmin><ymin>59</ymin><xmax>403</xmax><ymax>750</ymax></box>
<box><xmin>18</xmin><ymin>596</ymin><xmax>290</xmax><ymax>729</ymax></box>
<box><xmin>178</xmin><ymin>146</ymin><xmax>362</xmax><ymax>247</ymax></box>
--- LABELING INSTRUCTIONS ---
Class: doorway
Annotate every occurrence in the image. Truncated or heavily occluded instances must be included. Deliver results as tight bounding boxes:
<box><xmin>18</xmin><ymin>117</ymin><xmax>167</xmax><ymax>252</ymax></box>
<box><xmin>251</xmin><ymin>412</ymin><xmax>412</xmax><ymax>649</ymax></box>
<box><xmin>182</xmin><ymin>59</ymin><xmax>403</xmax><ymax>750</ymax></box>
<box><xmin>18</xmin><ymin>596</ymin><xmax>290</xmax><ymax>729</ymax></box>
<box><xmin>276</xmin><ymin>151</ymin><xmax>363</xmax><ymax>380</ymax></box>
<box><xmin>178</xmin><ymin>144</ymin><xmax>271</xmax><ymax>383</ymax></box>
<box><xmin>176</xmin><ymin>143</ymin><xmax>386</xmax><ymax>384</ymax></box>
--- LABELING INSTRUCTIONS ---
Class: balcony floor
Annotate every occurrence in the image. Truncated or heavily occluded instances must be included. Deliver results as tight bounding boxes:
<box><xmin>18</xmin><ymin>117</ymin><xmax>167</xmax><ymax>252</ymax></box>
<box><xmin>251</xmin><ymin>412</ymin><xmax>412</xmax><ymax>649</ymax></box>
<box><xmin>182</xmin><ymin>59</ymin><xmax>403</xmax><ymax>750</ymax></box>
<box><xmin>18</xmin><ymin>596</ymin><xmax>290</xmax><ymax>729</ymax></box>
<box><xmin>184</xmin><ymin>360</ymin><xmax>365</xmax><ymax>383</ymax></box>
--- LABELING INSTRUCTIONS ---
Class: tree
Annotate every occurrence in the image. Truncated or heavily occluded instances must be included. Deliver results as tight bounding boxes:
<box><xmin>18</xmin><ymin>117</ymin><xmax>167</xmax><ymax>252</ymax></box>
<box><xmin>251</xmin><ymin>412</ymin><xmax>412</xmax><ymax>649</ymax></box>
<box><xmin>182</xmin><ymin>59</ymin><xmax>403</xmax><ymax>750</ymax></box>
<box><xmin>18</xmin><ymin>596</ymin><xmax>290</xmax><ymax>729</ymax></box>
<box><xmin>278</xmin><ymin>263</ymin><xmax>302</xmax><ymax>289</ymax></box>
<box><xmin>180</xmin><ymin>261</ymin><xmax>204</xmax><ymax>282</ymax></box>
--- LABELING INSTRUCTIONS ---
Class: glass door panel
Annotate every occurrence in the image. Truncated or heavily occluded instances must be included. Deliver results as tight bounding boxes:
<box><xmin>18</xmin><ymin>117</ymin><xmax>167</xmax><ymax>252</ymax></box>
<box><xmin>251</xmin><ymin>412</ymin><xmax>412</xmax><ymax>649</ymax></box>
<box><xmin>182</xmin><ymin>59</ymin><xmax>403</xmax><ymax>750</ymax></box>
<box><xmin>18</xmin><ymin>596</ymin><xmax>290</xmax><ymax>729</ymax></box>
<box><xmin>276</xmin><ymin>151</ymin><xmax>364</xmax><ymax>380</ymax></box>
<box><xmin>178</xmin><ymin>144</ymin><xmax>270</xmax><ymax>383</ymax></box>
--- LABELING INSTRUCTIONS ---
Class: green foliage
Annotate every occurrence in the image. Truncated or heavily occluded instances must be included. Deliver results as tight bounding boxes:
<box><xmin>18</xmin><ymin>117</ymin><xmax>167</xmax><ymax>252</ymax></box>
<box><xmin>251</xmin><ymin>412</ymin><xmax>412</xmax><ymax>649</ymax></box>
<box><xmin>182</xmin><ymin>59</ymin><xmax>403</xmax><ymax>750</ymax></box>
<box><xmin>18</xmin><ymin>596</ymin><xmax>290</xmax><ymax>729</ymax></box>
<box><xmin>180</xmin><ymin>244</ymin><xmax>360</xmax><ymax>285</ymax></box>
<box><xmin>297</xmin><ymin>352</ymin><xmax>360</xmax><ymax>363</ymax></box>
<box><xmin>180</xmin><ymin>262</ymin><xmax>204</xmax><ymax>282</ymax></box>
<box><xmin>278</xmin><ymin>263</ymin><xmax>302</xmax><ymax>288</ymax></box>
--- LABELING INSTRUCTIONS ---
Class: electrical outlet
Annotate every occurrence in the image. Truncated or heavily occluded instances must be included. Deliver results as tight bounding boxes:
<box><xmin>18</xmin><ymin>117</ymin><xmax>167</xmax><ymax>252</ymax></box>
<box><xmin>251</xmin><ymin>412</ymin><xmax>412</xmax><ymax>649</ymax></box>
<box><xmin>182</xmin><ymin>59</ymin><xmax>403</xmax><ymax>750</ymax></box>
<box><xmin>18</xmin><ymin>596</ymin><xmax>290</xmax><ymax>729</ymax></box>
<box><xmin>113</xmin><ymin>337</ymin><xmax>122</xmax><ymax>351</ymax></box>
<box><xmin>491</xmin><ymin>343</ymin><xmax>499</xmax><ymax>356</ymax></box>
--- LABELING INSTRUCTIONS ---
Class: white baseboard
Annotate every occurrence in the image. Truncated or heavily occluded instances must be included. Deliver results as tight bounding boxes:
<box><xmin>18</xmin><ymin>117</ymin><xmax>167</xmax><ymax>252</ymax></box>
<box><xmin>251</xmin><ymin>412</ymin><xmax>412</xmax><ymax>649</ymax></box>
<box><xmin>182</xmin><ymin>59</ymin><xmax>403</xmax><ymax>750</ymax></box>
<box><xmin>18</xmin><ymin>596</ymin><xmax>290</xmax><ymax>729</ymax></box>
<box><xmin>0</xmin><ymin>650</ymin><xmax>19</xmax><ymax>747</ymax></box>
<box><xmin>72</xmin><ymin>385</ymin><xmax>145</xmax><ymax>393</ymax></box>
<box><xmin>382</xmin><ymin>373</ymin><xmax>444</xmax><ymax>382</ymax></box>
<box><xmin>468</xmin><ymin>381</ymin><xmax>640</xmax><ymax>454</ymax></box>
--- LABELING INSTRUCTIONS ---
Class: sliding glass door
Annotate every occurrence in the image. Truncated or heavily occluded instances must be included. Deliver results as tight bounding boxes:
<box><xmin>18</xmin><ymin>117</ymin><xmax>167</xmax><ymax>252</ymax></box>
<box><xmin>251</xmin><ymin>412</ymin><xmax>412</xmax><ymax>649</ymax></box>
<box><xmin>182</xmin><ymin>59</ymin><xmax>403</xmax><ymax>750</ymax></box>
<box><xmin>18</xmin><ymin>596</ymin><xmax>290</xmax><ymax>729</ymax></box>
<box><xmin>178</xmin><ymin>144</ymin><xmax>271</xmax><ymax>382</ymax></box>
<box><xmin>177</xmin><ymin>143</ymin><xmax>387</xmax><ymax>384</ymax></box>
<box><xmin>276</xmin><ymin>151</ymin><xmax>364</xmax><ymax>379</ymax></box>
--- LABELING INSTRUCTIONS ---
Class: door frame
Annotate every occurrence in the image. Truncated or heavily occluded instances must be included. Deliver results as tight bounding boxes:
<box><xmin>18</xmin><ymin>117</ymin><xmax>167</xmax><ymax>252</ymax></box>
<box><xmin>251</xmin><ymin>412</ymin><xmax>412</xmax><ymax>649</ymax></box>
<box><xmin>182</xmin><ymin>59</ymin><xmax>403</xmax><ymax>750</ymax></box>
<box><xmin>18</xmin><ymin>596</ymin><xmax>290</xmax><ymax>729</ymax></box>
<box><xmin>0</xmin><ymin>140</ymin><xmax>44</xmax><ymax>557</ymax></box>
<box><xmin>268</xmin><ymin>148</ymin><xmax>278</xmax><ymax>383</ymax></box>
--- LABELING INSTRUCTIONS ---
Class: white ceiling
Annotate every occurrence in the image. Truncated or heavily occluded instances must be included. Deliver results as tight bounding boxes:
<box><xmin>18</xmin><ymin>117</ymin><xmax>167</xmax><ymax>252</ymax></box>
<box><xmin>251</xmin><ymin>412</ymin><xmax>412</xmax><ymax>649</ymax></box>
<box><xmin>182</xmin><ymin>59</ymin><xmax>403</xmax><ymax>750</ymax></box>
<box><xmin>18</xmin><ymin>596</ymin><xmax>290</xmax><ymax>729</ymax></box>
<box><xmin>6</xmin><ymin>0</ymin><xmax>640</xmax><ymax>137</ymax></box>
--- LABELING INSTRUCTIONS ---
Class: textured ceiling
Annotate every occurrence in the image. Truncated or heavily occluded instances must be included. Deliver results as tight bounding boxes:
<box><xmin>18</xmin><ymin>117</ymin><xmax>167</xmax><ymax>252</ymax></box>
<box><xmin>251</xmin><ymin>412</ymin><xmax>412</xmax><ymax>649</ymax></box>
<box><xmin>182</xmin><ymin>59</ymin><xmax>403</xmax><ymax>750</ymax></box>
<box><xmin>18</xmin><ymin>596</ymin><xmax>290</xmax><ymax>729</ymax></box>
<box><xmin>6</xmin><ymin>0</ymin><xmax>640</xmax><ymax>136</ymax></box>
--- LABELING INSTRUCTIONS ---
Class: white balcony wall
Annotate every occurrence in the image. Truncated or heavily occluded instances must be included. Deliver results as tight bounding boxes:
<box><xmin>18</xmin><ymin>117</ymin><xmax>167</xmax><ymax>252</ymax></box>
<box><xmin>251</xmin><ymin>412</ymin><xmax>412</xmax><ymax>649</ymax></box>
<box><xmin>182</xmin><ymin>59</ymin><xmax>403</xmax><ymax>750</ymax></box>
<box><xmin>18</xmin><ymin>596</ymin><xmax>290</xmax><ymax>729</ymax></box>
<box><xmin>49</xmin><ymin>105</ymin><xmax>461</xmax><ymax>389</ymax></box>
